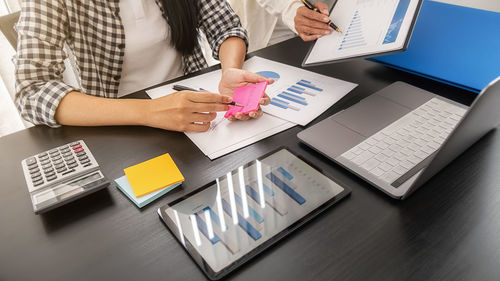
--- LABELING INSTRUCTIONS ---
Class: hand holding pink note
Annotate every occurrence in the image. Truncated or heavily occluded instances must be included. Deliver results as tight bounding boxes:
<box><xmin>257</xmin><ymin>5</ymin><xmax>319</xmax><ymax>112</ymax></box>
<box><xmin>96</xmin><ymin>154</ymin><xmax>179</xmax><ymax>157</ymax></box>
<box><xmin>224</xmin><ymin>81</ymin><xmax>268</xmax><ymax>118</ymax></box>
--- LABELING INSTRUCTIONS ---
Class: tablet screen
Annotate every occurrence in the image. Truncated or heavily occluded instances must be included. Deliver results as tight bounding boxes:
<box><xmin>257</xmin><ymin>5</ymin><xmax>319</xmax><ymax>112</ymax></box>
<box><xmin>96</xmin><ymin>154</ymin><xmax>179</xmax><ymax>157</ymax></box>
<box><xmin>158</xmin><ymin>148</ymin><xmax>349</xmax><ymax>279</ymax></box>
<box><xmin>304</xmin><ymin>0</ymin><xmax>422</xmax><ymax>66</ymax></box>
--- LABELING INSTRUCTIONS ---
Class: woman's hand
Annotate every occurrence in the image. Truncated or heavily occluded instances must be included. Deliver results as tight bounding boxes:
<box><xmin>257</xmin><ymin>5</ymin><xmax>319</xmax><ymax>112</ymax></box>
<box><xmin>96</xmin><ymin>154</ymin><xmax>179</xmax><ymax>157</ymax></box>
<box><xmin>218</xmin><ymin>68</ymin><xmax>273</xmax><ymax>121</ymax></box>
<box><xmin>144</xmin><ymin>91</ymin><xmax>231</xmax><ymax>132</ymax></box>
<box><xmin>295</xmin><ymin>2</ymin><xmax>333</xmax><ymax>41</ymax></box>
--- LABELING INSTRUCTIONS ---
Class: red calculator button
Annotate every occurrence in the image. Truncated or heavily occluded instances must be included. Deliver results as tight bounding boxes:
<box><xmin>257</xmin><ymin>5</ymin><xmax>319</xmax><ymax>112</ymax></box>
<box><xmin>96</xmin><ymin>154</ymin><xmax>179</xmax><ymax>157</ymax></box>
<box><xmin>72</xmin><ymin>144</ymin><xmax>82</xmax><ymax>150</ymax></box>
<box><xmin>74</xmin><ymin>147</ymin><xmax>84</xmax><ymax>153</ymax></box>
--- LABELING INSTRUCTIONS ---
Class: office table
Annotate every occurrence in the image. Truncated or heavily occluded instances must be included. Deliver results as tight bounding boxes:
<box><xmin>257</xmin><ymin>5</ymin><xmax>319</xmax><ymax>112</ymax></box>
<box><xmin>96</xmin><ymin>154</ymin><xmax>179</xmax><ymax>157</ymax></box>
<box><xmin>1</xmin><ymin>38</ymin><xmax>498</xmax><ymax>281</ymax></box>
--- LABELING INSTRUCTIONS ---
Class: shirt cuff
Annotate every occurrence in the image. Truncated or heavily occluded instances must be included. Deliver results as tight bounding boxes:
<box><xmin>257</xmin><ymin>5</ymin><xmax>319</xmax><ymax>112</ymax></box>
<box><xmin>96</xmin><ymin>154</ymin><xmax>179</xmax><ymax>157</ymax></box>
<box><xmin>18</xmin><ymin>81</ymin><xmax>76</xmax><ymax>128</ymax></box>
<box><xmin>281</xmin><ymin>1</ymin><xmax>303</xmax><ymax>35</ymax></box>
<box><xmin>211</xmin><ymin>27</ymin><xmax>249</xmax><ymax>61</ymax></box>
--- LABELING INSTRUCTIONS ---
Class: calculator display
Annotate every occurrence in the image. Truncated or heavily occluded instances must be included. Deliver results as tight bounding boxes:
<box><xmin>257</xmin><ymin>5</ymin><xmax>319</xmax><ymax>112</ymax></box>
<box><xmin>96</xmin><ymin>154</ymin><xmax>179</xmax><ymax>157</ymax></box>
<box><xmin>32</xmin><ymin>172</ymin><xmax>104</xmax><ymax>205</ymax></box>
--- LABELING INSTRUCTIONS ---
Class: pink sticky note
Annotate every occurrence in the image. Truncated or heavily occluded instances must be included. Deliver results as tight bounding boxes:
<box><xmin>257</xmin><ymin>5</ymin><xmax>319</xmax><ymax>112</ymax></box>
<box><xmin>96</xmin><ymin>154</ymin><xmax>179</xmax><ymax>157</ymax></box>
<box><xmin>224</xmin><ymin>81</ymin><xmax>268</xmax><ymax>118</ymax></box>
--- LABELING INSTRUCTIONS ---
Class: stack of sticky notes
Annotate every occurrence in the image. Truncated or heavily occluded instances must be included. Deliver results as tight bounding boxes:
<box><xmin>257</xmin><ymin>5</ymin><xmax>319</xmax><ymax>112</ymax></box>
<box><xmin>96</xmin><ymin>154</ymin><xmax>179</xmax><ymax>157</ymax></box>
<box><xmin>114</xmin><ymin>153</ymin><xmax>184</xmax><ymax>208</ymax></box>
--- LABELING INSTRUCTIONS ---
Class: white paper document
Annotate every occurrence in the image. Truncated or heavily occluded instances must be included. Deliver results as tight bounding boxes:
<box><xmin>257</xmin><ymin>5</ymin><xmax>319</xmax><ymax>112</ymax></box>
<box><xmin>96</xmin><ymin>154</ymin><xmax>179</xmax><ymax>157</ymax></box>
<box><xmin>146</xmin><ymin>56</ymin><xmax>357</xmax><ymax>159</ymax></box>
<box><xmin>244</xmin><ymin>57</ymin><xmax>357</xmax><ymax>126</ymax></box>
<box><xmin>146</xmin><ymin>63</ymin><xmax>295</xmax><ymax>159</ymax></box>
<box><xmin>304</xmin><ymin>0</ymin><xmax>421</xmax><ymax>65</ymax></box>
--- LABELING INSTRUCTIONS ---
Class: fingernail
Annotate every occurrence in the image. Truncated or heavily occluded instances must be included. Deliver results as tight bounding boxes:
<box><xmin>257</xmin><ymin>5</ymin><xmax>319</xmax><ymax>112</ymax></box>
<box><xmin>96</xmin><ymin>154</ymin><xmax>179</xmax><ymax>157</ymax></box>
<box><xmin>225</xmin><ymin>96</ymin><xmax>232</xmax><ymax>103</ymax></box>
<box><xmin>323</xmin><ymin>17</ymin><xmax>329</xmax><ymax>22</ymax></box>
<box><xmin>322</xmin><ymin>9</ymin><xmax>328</xmax><ymax>15</ymax></box>
<box><xmin>324</xmin><ymin>30</ymin><xmax>330</xmax><ymax>35</ymax></box>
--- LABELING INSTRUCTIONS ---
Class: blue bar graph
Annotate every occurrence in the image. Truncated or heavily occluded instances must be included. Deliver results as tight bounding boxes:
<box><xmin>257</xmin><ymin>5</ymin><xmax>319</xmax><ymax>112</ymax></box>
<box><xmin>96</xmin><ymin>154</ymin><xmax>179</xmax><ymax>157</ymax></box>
<box><xmin>270</xmin><ymin>100</ymin><xmax>288</xmax><ymax>109</ymax></box>
<box><xmin>245</xmin><ymin>184</ymin><xmax>262</xmax><ymax>205</ymax></box>
<box><xmin>266</xmin><ymin>173</ymin><xmax>306</xmax><ymax>205</ymax></box>
<box><xmin>287</xmin><ymin>88</ymin><xmax>304</xmax><ymax>95</ymax></box>
<box><xmin>278</xmin><ymin>93</ymin><xmax>308</xmax><ymax>106</ymax></box>
<box><xmin>296</xmin><ymin>81</ymin><xmax>323</xmax><ymax>92</ymax></box>
<box><xmin>270</xmin><ymin>80</ymin><xmax>323</xmax><ymax>110</ymax></box>
<box><xmin>194</xmin><ymin>213</ymin><xmax>220</xmax><ymax>244</ymax></box>
<box><xmin>263</xmin><ymin>183</ymin><xmax>274</xmax><ymax>196</ymax></box>
<box><xmin>221</xmin><ymin>198</ymin><xmax>262</xmax><ymax>240</ymax></box>
<box><xmin>290</xmin><ymin>85</ymin><xmax>317</xmax><ymax>96</ymax></box>
<box><xmin>234</xmin><ymin>193</ymin><xmax>264</xmax><ymax>223</ymax></box>
<box><xmin>339</xmin><ymin>10</ymin><xmax>367</xmax><ymax>50</ymax></box>
<box><xmin>282</xmin><ymin>91</ymin><xmax>306</xmax><ymax>100</ymax></box>
<box><xmin>277</xmin><ymin>167</ymin><xmax>293</xmax><ymax>180</ymax></box>
<box><xmin>203</xmin><ymin>206</ymin><xmax>221</xmax><ymax>227</ymax></box>
<box><xmin>271</xmin><ymin>98</ymin><xmax>300</xmax><ymax>111</ymax></box>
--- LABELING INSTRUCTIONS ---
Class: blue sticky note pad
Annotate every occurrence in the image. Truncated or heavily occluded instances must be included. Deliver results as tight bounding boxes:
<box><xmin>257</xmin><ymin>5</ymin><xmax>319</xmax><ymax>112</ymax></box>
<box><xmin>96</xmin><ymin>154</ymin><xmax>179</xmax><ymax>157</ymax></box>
<box><xmin>114</xmin><ymin>175</ymin><xmax>181</xmax><ymax>208</ymax></box>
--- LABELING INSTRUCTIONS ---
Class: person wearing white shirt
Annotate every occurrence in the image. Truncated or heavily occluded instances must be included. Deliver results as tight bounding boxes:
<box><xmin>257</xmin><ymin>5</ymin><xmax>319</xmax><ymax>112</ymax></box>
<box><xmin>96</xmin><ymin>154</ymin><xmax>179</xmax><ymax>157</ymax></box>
<box><xmin>228</xmin><ymin>0</ymin><xmax>334</xmax><ymax>52</ymax></box>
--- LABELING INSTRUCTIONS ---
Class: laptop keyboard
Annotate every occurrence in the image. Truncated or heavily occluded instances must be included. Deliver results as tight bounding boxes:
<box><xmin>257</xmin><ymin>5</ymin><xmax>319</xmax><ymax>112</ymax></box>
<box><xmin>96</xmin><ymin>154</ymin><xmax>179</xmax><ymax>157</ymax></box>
<box><xmin>339</xmin><ymin>98</ymin><xmax>467</xmax><ymax>187</ymax></box>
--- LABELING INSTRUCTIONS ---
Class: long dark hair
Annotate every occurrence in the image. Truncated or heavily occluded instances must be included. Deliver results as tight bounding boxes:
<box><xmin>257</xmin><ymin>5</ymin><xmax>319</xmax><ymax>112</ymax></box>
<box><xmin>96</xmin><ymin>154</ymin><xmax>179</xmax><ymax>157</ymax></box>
<box><xmin>161</xmin><ymin>0</ymin><xmax>200</xmax><ymax>56</ymax></box>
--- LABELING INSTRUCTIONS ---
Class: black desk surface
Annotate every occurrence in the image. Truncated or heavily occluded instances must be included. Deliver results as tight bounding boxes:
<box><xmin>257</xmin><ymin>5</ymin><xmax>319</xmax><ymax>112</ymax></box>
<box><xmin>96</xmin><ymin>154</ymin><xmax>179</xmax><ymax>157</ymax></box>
<box><xmin>1</xmin><ymin>38</ymin><xmax>498</xmax><ymax>281</ymax></box>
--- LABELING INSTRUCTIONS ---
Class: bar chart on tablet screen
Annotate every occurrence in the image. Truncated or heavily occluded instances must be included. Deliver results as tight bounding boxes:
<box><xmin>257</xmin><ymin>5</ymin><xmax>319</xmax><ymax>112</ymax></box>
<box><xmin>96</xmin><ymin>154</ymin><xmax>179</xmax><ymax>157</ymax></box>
<box><xmin>187</xmin><ymin>164</ymin><xmax>311</xmax><ymax>255</ymax></box>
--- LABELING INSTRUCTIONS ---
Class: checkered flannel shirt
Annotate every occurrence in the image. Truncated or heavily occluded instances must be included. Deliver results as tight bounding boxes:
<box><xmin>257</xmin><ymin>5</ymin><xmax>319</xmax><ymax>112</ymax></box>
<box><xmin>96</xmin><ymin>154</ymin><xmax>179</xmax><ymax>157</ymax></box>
<box><xmin>15</xmin><ymin>0</ymin><xmax>248</xmax><ymax>127</ymax></box>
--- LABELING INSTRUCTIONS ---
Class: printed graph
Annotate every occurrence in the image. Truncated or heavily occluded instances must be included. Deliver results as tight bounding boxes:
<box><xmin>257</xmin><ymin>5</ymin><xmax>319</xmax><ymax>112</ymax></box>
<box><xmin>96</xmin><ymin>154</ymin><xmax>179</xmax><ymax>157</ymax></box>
<box><xmin>383</xmin><ymin>0</ymin><xmax>411</xmax><ymax>44</ymax></box>
<box><xmin>338</xmin><ymin>10</ymin><xmax>367</xmax><ymax>50</ymax></box>
<box><xmin>270</xmin><ymin>80</ymin><xmax>324</xmax><ymax>111</ymax></box>
<box><xmin>256</xmin><ymin>71</ymin><xmax>280</xmax><ymax>81</ymax></box>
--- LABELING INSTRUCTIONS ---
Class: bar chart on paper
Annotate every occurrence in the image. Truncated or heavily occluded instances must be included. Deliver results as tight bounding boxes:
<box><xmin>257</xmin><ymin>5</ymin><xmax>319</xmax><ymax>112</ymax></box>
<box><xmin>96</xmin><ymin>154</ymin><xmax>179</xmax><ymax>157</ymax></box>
<box><xmin>339</xmin><ymin>10</ymin><xmax>367</xmax><ymax>50</ymax></box>
<box><xmin>304</xmin><ymin>0</ymin><xmax>421</xmax><ymax>64</ymax></box>
<box><xmin>246</xmin><ymin>57</ymin><xmax>357</xmax><ymax>126</ymax></box>
<box><xmin>269</xmin><ymin>80</ymin><xmax>323</xmax><ymax>111</ymax></box>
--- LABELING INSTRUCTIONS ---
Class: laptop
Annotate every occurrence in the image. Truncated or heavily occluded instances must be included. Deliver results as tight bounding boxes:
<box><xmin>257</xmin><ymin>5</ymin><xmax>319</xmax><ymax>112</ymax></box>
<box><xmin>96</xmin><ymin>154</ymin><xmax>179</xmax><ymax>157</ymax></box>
<box><xmin>298</xmin><ymin>77</ymin><xmax>500</xmax><ymax>199</ymax></box>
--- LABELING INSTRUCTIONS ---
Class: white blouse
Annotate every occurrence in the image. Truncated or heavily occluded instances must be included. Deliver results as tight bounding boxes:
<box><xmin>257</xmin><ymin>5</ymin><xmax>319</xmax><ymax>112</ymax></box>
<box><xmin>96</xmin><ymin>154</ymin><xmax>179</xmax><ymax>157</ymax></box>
<box><xmin>117</xmin><ymin>0</ymin><xmax>184</xmax><ymax>97</ymax></box>
<box><xmin>228</xmin><ymin>0</ymin><xmax>301</xmax><ymax>52</ymax></box>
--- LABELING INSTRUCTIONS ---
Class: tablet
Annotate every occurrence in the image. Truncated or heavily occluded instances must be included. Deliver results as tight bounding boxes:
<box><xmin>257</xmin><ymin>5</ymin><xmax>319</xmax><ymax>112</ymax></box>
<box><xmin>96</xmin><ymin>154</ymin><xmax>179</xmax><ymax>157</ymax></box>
<box><xmin>303</xmin><ymin>0</ymin><xmax>423</xmax><ymax>66</ymax></box>
<box><xmin>158</xmin><ymin>148</ymin><xmax>350</xmax><ymax>280</ymax></box>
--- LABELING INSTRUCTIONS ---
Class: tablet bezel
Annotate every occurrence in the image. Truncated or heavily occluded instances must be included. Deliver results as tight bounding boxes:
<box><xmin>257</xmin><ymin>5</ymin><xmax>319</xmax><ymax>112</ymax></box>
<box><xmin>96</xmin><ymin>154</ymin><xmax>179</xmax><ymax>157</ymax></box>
<box><xmin>158</xmin><ymin>147</ymin><xmax>351</xmax><ymax>280</ymax></box>
<box><xmin>301</xmin><ymin>0</ymin><xmax>423</xmax><ymax>67</ymax></box>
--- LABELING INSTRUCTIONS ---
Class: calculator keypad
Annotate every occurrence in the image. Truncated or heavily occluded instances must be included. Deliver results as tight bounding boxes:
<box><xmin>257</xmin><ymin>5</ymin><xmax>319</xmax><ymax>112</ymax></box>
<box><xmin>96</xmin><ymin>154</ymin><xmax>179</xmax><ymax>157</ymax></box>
<box><xmin>22</xmin><ymin>140</ymin><xmax>99</xmax><ymax>193</ymax></box>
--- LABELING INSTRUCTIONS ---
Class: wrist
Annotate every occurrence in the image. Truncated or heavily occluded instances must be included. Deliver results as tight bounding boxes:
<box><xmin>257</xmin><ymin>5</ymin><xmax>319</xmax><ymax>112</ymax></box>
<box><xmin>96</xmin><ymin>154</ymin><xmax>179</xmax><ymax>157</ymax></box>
<box><xmin>126</xmin><ymin>99</ymin><xmax>151</xmax><ymax>126</ymax></box>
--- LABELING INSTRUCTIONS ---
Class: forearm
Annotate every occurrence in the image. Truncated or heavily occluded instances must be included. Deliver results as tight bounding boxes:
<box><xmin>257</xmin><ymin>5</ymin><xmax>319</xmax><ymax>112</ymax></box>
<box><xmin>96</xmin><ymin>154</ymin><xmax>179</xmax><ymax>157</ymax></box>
<box><xmin>55</xmin><ymin>91</ymin><xmax>149</xmax><ymax>126</ymax></box>
<box><xmin>218</xmin><ymin>37</ymin><xmax>247</xmax><ymax>71</ymax></box>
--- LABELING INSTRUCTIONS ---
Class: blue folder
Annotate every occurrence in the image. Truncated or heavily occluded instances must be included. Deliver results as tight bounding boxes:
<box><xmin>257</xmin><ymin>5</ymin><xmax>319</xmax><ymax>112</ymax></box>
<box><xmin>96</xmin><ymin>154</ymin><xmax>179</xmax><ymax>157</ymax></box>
<box><xmin>369</xmin><ymin>0</ymin><xmax>500</xmax><ymax>93</ymax></box>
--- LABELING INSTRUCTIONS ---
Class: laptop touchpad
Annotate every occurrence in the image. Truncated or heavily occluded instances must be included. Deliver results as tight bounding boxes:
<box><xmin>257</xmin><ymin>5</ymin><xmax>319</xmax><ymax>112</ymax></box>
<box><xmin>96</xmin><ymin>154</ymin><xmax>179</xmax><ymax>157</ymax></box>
<box><xmin>333</xmin><ymin>94</ymin><xmax>410</xmax><ymax>137</ymax></box>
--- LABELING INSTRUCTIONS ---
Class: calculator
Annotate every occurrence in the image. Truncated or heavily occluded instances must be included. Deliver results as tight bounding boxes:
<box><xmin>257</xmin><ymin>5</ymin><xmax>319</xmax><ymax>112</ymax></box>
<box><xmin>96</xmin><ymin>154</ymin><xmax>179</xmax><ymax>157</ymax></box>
<box><xmin>21</xmin><ymin>140</ymin><xmax>110</xmax><ymax>214</ymax></box>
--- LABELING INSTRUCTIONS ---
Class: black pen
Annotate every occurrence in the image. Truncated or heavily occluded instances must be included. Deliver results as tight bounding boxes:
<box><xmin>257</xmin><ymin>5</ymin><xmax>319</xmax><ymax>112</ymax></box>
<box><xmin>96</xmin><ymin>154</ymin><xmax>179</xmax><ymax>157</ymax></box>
<box><xmin>300</xmin><ymin>0</ymin><xmax>342</xmax><ymax>34</ymax></box>
<box><xmin>172</xmin><ymin>84</ymin><xmax>243</xmax><ymax>107</ymax></box>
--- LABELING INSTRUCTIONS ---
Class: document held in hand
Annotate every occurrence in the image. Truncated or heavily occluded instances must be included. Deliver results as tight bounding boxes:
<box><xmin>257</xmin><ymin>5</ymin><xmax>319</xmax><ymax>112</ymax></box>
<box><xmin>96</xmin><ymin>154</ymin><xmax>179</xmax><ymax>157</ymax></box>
<box><xmin>303</xmin><ymin>0</ymin><xmax>422</xmax><ymax>66</ymax></box>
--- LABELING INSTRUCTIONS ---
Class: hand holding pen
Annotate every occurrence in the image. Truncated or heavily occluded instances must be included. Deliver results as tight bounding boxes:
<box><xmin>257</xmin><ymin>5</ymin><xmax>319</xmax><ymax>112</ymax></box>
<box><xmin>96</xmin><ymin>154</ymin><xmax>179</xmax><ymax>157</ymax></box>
<box><xmin>296</xmin><ymin>0</ymin><xmax>342</xmax><ymax>41</ymax></box>
<box><xmin>173</xmin><ymin>85</ymin><xmax>244</xmax><ymax>107</ymax></box>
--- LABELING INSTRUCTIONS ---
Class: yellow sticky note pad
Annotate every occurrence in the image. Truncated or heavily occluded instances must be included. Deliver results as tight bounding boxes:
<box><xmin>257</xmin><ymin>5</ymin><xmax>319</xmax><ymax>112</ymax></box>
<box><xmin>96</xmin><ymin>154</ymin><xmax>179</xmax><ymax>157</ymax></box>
<box><xmin>124</xmin><ymin>153</ymin><xmax>184</xmax><ymax>197</ymax></box>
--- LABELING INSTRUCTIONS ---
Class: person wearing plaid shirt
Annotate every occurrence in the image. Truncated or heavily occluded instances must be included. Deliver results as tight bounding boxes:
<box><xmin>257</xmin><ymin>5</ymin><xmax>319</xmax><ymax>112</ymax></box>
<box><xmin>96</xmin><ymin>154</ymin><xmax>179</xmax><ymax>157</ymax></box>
<box><xmin>15</xmin><ymin>0</ymin><xmax>273</xmax><ymax>132</ymax></box>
